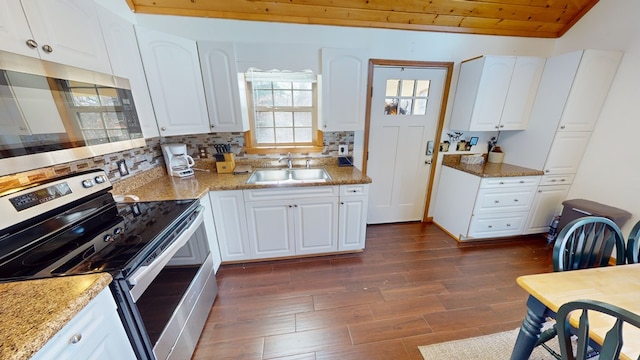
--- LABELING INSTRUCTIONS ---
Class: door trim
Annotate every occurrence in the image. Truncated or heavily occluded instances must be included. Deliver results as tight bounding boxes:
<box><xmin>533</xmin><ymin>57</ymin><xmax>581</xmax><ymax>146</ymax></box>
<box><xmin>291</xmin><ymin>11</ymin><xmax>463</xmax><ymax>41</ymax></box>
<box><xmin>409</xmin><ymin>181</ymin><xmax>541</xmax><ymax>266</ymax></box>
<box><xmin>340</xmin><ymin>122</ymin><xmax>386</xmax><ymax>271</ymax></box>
<box><xmin>362</xmin><ymin>59</ymin><xmax>454</xmax><ymax>222</ymax></box>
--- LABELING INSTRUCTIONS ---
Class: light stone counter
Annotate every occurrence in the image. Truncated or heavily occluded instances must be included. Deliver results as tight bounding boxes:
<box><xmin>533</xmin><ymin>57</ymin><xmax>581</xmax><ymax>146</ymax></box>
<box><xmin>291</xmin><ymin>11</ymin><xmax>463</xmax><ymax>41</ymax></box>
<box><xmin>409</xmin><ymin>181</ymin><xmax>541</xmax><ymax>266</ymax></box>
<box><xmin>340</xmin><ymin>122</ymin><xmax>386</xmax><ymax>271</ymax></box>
<box><xmin>0</xmin><ymin>273</ymin><xmax>112</xmax><ymax>360</ymax></box>
<box><xmin>112</xmin><ymin>159</ymin><xmax>372</xmax><ymax>201</ymax></box>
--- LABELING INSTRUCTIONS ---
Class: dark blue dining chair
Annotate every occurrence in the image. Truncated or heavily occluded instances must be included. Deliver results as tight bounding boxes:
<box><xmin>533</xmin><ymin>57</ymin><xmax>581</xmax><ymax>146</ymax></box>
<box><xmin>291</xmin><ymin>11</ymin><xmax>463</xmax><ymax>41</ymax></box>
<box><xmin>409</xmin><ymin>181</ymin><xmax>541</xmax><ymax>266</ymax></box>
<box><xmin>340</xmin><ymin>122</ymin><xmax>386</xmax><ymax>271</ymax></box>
<box><xmin>625</xmin><ymin>220</ymin><xmax>640</xmax><ymax>264</ymax></box>
<box><xmin>535</xmin><ymin>216</ymin><xmax>626</xmax><ymax>358</ymax></box>
<box><xmin>556</xmin><ymin>299</ymin><xmax>640</xmax><ymax>360</ymax></box>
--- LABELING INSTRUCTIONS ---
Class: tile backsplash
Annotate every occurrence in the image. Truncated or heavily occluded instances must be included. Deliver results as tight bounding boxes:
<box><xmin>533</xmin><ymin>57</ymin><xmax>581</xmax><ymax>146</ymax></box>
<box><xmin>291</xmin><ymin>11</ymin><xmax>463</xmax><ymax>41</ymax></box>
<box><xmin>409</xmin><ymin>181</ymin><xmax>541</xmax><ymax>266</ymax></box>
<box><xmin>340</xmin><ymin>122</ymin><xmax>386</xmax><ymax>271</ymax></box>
<box><xmin>0</xmin><ymin>131</ymin><xmax>353</xmax><ymax>190</ymax></box>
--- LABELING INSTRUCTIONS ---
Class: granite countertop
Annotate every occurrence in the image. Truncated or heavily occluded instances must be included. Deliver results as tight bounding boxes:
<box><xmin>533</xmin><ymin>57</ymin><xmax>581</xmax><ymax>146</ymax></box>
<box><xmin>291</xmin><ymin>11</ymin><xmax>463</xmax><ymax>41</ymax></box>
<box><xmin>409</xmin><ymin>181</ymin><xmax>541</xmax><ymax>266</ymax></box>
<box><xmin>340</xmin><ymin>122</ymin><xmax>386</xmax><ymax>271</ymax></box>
<box><xmin>442</xmin><ymin>154</ymin><xmax>544</xmax><ymax>178</ymax></box>
<box><xmin>112</xmin><ymin>159</ymin><xmax>372</xmax><ymax>201</ymax></box>
<box><xmin>0</xmin><ymin>273</ymin><xmax>112</xmax><ymax>360</ymax></box>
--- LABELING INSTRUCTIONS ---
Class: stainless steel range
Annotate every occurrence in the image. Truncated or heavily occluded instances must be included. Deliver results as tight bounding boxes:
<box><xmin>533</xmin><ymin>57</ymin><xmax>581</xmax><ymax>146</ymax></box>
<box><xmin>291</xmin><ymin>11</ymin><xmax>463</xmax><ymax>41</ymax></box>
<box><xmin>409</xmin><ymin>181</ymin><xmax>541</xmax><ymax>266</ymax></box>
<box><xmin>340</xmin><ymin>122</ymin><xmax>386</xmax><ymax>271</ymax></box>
<box><xmin>0</xmin><ymin>169</ymin><xmax>217</xmax><ymax>360</ymax></box>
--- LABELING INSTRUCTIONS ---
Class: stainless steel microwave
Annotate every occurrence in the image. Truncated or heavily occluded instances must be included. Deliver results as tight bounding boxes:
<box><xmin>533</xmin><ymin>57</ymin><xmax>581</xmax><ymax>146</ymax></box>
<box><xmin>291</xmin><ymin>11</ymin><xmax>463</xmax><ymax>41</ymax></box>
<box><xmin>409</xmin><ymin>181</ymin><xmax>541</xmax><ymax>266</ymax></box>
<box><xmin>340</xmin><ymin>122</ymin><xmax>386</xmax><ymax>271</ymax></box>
<box><xmin>0</xmin><ymin>50</ymin><xmax>145</xmax><ymax>176</ymax></box>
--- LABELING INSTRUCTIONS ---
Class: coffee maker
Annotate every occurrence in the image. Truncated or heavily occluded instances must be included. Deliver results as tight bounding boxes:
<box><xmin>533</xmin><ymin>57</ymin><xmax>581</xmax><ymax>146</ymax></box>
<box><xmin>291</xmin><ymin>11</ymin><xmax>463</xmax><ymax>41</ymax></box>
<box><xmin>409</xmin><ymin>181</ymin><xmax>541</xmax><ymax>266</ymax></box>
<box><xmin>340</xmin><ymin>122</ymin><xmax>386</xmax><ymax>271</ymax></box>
<box><xmin>161</xmin><ymin>143</ymin><xmax>195</xmax><ymax>177</ymax></box>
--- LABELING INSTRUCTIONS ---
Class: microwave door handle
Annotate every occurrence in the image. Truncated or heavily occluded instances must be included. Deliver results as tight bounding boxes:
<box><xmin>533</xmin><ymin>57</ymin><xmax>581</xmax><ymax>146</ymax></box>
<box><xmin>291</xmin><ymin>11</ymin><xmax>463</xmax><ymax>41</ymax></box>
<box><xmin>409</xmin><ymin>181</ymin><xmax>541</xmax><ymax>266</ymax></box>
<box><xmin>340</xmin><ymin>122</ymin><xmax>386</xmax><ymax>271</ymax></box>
<box><xmin>128</xmin><ymin>207</ymin><xmax>204</xmax><ymax>302</ymax></box>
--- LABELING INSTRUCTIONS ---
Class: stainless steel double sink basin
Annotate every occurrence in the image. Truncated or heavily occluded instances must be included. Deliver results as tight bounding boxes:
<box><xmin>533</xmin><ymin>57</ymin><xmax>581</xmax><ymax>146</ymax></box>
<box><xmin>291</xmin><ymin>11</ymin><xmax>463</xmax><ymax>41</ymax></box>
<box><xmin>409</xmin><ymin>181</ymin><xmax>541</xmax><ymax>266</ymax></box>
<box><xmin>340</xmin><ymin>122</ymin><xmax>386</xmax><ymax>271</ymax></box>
<box><xmin>246</xmin><ymin>167</ymin><xmax>332</xmax><ymax>184</ymax></box>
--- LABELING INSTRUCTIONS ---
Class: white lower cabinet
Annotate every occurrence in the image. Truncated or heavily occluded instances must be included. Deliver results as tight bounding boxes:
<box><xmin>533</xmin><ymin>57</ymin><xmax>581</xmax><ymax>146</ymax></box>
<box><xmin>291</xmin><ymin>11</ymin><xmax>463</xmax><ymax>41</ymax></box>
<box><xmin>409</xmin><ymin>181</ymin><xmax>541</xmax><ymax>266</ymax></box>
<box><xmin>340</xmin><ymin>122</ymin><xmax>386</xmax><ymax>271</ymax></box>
<box><xmin>209</xmin><ymin>190</ymin><xmax>251</xmax><ymax>262</ymax></box>
<box><xmin>244</xmin><ymin>186</ymin><xmax>339</xmax><ymax>258</ymax></box>
<box><xmin>31</xmin><ymin>287</ymin><xmax>136</xmax><ymax>360</ymax></box>
<box><xmin>524</xmin><ymin>183</ymin><xmax>572</xmax><ymax>235</ymax></box>
<box><xmin>211</xmin><ymin>184</ymin><xmax>368</xmax><ymax>263</ymax></box>
<box><xmin>338</xmin><ymin>184</ymin><xmax>369</xmax><ymax>251</ymax></box>
<box><xmin>433</xmin><ymin>166</ymin><xmax>541</xmax><ymax>241</ymax></box>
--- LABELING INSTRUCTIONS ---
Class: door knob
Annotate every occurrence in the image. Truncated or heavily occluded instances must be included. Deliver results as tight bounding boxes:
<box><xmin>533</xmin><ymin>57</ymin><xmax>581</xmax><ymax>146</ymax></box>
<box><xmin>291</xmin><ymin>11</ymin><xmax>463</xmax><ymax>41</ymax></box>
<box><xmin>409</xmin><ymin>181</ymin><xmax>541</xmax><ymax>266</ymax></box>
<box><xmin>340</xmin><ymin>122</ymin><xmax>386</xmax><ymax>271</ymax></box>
<box><xmin>41</xmin><ymin>44</ymin><xmax>53</xmax><ymax>53</ymax></box>
<box><xmin>425</xmin><ymin>159</ymin><xmax>432</xmax><ymax>165</ymax></box>
<box><xmin>26</xmin><ymin>39</ymin><xmax>38</xmax><ymax>48</ymax></box>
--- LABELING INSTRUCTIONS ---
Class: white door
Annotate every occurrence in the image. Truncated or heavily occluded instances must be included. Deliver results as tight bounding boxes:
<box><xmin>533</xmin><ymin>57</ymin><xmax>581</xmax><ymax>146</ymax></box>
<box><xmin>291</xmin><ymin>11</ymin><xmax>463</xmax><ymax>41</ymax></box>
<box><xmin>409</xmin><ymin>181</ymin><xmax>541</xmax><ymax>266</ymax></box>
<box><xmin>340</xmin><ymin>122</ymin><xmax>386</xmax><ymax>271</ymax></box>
<box><xmin>367</xmin><ymin>66</ymin><xmax>447</xmax><ymax>224</ymax></box>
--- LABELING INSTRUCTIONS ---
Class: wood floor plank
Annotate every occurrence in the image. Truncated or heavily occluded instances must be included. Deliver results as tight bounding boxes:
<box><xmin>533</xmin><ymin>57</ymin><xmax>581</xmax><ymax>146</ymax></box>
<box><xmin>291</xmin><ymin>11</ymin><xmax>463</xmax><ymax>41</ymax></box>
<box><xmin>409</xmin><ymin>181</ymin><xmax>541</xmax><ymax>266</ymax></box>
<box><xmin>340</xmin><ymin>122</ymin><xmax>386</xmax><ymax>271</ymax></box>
<box><xmin>192</xmin><ymin>223</ymin><xmax>554</xmax><ymax>359</ymax></box>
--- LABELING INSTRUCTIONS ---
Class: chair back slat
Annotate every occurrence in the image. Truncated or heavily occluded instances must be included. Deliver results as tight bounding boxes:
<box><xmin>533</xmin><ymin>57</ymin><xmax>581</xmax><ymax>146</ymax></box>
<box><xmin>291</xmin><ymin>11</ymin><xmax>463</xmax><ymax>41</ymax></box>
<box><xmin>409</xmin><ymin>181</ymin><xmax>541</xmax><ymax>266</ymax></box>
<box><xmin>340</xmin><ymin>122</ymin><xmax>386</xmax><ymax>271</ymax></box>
<box><xmin>626</xmin><ymin>220</ymin><xmax>640</xmax><ymax>264</ymax></box>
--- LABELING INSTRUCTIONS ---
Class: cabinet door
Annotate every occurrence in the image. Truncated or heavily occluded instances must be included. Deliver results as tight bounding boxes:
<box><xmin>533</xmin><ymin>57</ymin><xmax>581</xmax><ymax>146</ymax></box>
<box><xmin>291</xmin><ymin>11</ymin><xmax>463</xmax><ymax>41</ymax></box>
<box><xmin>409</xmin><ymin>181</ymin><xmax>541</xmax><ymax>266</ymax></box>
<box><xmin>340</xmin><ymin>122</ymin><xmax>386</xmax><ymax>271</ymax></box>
<box><xmin>469</xmin><ymin>56</ymin><xmax>515</xmax><ymax>131</ymax></box>
<box><xmin>209</xmin><ymin>190</ymin><xmax>251</xmax><ymax>262</ymax></box>
<box><xmin>31</xmin><ymin>288</ymin><xmax>136</xmax><ymax>360</ymax></box>
<box><xmin>338</xmin><ymin>195</ymin><xmax>368</xmax><ymax>251</ymax></box>
<box><xmin>198</xmin><ymin>41</ymin><xmax>248</xmax><ymax>132</ymax></box>
<box><xmin>543</xmin><ymin>131</ymin><xmax>591</xmax><ymax>175</ymax></box>
<box><xmin>0</xmin><ymin>0</ymin><xmax>36</xmax><ymax>58</ymax></box>
<box><xmin>136</xmin><ymin>27</ymin><xmax>210</xmax><ymax>137</ymax></box>
<box><xmin>97</xmin><ymin>7</ymin><xmax>159</xmax><ymax>138</ymax></box>
<box><xmin>245</xmin><ymin>200</ymin><xmax>296</xmax><ymax>259</ymax></box>
<box><xmin>499</xmin><ymin>56</ymin><xmax>545</xmax><ymax>130</ymax></box>
<box><xmin>20</xmin><ymin>0</ymin><xmax>112</xmax><ymax>74</ymax></box>
<box><xmin>321</xmin><ymin>48</ymin><xmax>368</xmax><ymax>131</ymax></box>
<box><xmin>558</xmin><ymin>50</ymin><xmax>622</xmax><ymax>132</ymax></box>
<box><xmin>294</xmin><ymin>197</ymin><xmax>339</xmax><ymax>255</ymax></box>
<box><xmin>523</xmin><ymin>184</ymin><xmax>570</xmax><ymax>234</ymax></box>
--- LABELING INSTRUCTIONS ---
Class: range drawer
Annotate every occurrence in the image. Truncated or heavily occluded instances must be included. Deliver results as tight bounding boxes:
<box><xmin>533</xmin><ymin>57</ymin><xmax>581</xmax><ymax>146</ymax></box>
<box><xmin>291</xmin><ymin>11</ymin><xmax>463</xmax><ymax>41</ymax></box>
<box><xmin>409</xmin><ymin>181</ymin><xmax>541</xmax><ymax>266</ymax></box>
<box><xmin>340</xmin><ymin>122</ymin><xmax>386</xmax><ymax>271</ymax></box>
<box><xmin>467</xmin><ymin>211</ymin><xmax>529</xmax><ymax>239</ymax></box>
<box><xmin>474</xmin><ymin>185</ymin><xmax>537</xmax><ymax>214</ymax></box>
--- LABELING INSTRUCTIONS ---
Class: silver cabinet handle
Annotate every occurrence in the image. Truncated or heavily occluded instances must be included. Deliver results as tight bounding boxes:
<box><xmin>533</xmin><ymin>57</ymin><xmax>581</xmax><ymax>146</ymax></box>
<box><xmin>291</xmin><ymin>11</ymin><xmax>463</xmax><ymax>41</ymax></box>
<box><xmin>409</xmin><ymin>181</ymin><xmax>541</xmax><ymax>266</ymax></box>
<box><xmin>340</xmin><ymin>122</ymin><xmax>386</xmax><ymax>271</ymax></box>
<box><xmin>499</xmin><ymin>124</ymin><xmax>504</xmax><ymax>128</ymax></box>
<box><xmin>41</xmin><ymin>44</ymin><xmax>53</xmax><ymax>53</ymax></box>
<box><xmin>545</xmin><ymin>169</ymin><xmax>550</xmax><ymax>173</ymax></box>
<box><xmin>26</xmin><ymin>39</ymin><xmax>38</xmax><ymax>48</ymax></box>
<box><xmin>69</xmin><ymin>333</ymin><xmax>82</xmax><ymax>344</ymax></box>
<box><xmin>161</xmin><ymin>127</ymin><xmax>167</xmax><ymax>131</ymax></box>
<box><xmin>506</xmin><ymin>223</ymin><xmax>511</xmax><ymax>227</ymax></box>
<box><xmin>560</xmin><ymin>125</ymin><xmax>566</xmax><ymax>129</ymax></box>
<box><xmin>494</xmin><ymin>200</ymin><xmax>500</xmax><ymax>204</ymax></box>
<box><xmin>513</xmin><ymin>199</ymin><xmax>519</xmax><ymax>202</ymax></box>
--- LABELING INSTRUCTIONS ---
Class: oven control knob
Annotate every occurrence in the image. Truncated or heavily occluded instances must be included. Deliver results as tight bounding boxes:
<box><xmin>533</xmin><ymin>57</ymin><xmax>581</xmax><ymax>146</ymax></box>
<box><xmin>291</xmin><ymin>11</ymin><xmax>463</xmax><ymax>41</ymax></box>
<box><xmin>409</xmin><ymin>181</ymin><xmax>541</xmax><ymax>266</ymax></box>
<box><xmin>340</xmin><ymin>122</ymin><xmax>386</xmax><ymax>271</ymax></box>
<box><xmin>103</xmin><ymin>234</ymin><xmax>115</xmax><ymax>242</ymax></box>
<box><xmin>82</xmin><ymin>179</ymin><xmax>94</xmax><ymax>188</ymax></box>
<box><xmin>94</xmin><ymin>175</ymin><xmax>106</xmax><ymax>184</ymax></box>
<box><xmin>113</xmin><ymin>227</ymin><xmax>123</xmax><ymax>235</ymax></box>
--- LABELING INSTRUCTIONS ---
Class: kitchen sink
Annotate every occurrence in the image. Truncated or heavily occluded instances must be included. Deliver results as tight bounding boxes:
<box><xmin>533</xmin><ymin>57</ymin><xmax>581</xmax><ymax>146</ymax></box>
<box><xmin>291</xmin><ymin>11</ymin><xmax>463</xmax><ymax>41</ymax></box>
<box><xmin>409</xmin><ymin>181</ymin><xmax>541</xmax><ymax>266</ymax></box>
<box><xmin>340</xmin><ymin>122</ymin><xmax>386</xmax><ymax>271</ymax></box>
<box><xmin>246</xmin><ymin>168</ymin><xmax>332</xmax><ymax>184</ymax></box>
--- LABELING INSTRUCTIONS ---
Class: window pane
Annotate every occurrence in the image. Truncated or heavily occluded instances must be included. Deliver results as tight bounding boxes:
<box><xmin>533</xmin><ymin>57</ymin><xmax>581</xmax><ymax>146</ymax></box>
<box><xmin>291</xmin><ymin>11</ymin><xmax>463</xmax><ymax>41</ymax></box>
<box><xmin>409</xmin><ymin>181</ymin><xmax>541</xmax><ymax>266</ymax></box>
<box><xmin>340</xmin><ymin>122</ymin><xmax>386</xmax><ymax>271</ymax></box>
<box><xmin>256</xmin><ymin>112</ymin><xmax>274</xmax><ymax>127</ymax></box>
<box><xmin>78</xmin><ymin>112</ymin><xmax>102</xmax><ymax>128</ymax></box>
<box><xmin>414</xmin><ymin>99</ymin><xmax>427</xmax><ymax>115</ymax></box>
<box><xmin>275</xmin><ymin>128</ymin><xmax>293</xmax><ymax>143</ymax></box>
<box><xmin>293</xmin><ymin>82</ymin><xmax>312</xmax><ymax>90</ymax></box>
<box><xmin>255</xmin><ymin>90</ymin><xmax>273</xmax><ymax>107</ymax></box>
<box><xmin>274</xmin><ymin>112</ymin><xmax>293</xmax><ymax>127</ymax></box>
<box><xmin>103</xmin><ymin>112</ymin><xmax>126</xmax><ymax>128</ymax></box>
<box><xmin>273</xmin><ymin>82</ymin><xmax>292</xmax><ymax>90</ymax></box>
<box><xmin>253</xmin><ymin>81</ymin><xmax>272</xmax><ymax>89</ymax></box>
<box><xmin>401</xmin><ymin>80</ymin><xmax>415</xmax><ymax>96</ymax></box>
<box><xmin>273</xmin><ymin>90</ymin><xmax>292</xmax><ymax>106</ymax></box>
<box><xmin>83</xmin><ymin>129</ymin><xmax>107</xmax><ymax>140</ymax></box>
<box><xmin>107</xmin><ymin>129</ymin><xmax>129</xmax><ymax>141</ymax></box>
<box><xmin>385</xmin><ymin>79</ymin><xmax>399</xmax><ymax>96</ymax></box>
<box><xmin>294</xmin><ymin>112</ymin><xmax>312</xmax><ymax>127</ymax></box>
<box><xmin>416</xmin><ymin>80</ymin><xmax>430</xmax><ymax>96</ymax></box>
<box><xmin>384</xmin><ymin>98</ymin><xmax>399</xmax><ymax>115</ymax></box>
<box><xmin>295</xmin><ymin>128</ymin><xmax>312</xmax><ymax>142</ymax></box>
<box><xmin>399</xmin><ymin>99</ymin><xmax>412</xmax><ymax>115</ymax></box>
<box><xmin>98</xmin><ymin>88</ymin><xmax>119</xmax><ymax>106</ymax></box>
<box><xmin>71</xmin><ymin>88</ymin><xmax>100</xmax><ymax>107</ymax></box>
<box><xmin>256</xmin><ymin>128</ymin><xmax>275</xmax><ymax>143</ymax></box>
<box><xmin>293</xmin><ymin>90</ymin><xmax>312</xmax><ymax>106</ymax></box>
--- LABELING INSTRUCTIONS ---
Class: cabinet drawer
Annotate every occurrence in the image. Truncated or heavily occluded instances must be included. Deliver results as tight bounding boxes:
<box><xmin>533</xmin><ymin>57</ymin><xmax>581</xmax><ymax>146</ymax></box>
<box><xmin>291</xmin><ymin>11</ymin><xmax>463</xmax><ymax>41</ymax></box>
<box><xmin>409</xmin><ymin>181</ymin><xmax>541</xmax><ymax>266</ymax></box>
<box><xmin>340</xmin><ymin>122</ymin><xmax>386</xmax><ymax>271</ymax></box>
<box><xmin>479</xmin><ymin>176</ymin><xmax>541</xmax><ymax>189</ymax></box>
<box><xmin>340</xmin><ymin>184</ymin><xmax>369</xmax><ymax>196</ymax></box>
<box><xmin>244</xmin><ymin>186</ymin><xmax>339</xmax><ymax>201</ymax></box>
<box><xmin>539</xmin><ymin>174</ymin><xmax>575</xmax><ymax>186</ymax></box>
<box><xmin>474</xmin><ymin>186</ymin><xmax>537</xmax><ymax>213</ymax></box>
<box><xmin>467</xmin><ymin>211</ymin><xmax>528</xmax><ymax>239</ymax></box>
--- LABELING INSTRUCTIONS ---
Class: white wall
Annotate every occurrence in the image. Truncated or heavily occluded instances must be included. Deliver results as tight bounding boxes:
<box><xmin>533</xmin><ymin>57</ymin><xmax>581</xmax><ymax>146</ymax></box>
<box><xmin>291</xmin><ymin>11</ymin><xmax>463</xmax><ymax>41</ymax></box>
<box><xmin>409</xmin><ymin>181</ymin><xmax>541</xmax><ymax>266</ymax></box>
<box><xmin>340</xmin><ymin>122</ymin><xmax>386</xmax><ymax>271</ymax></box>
<box><xmin>554</xmin><ymin>0</ymin><xmax>640</xmax><ymax>235</ymax></box>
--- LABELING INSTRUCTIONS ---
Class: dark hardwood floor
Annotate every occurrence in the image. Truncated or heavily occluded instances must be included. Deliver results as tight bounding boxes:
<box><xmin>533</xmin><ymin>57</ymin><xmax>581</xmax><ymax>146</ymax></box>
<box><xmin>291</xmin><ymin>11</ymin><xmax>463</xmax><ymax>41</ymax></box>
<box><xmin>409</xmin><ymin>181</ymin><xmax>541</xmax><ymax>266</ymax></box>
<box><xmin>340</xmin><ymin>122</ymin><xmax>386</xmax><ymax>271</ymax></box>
<box><xmin>192</xmin><ymin>222</ymin><xmax>554</xmax><ymax>360</ymax></box>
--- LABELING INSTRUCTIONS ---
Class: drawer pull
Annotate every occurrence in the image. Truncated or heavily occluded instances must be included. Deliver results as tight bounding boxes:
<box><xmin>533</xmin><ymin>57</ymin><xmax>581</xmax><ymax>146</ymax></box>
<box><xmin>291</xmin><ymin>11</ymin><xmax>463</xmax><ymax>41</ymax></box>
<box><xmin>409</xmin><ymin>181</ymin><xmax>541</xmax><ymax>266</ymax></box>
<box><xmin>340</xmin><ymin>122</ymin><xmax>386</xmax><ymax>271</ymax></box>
<box><xmin>506</xmin><ymin>223</ymin><xmax>512</xmax><ymax>227</ymax></box>
<box><xmin>513</xmin><ymin>199</ymin><xmax>519</xmax><ymax>202</ymax></box>
<box><xmin>488</xmin><ymin>225</ymin><xmax>493</xmax><ymax>228</ymax></box>
<box><xmin>561</xmin><ymin>179</ymin><xmax>566</xmax><ymax>182</ymax></box>
<box><xmin>350</xmin><ymin>190</ymin><xmax>358</xmax><ymax>193</ymax></box>
<box><xmin>551</xmin><ymin>179</ymin><xmax>557</xmax><ymax>182</ymax></box>
<box><xmin>69</xmin><ymin>333</ymin><xmax>82</xmax><ymax>344</ymax></box>
<box><xmin>519</xmin><ymin>180</ymin><xmax>524</xmax><ymax>183</ymax></box>
<box><xmin>499</xmin><ymin>181</ymin><xmax>505</xmax><ymax>185</ymax></box>
<box><xmin>494</xmin><ymin>200</ymin><xmax>500</xmax><ymax>204</ymax></box>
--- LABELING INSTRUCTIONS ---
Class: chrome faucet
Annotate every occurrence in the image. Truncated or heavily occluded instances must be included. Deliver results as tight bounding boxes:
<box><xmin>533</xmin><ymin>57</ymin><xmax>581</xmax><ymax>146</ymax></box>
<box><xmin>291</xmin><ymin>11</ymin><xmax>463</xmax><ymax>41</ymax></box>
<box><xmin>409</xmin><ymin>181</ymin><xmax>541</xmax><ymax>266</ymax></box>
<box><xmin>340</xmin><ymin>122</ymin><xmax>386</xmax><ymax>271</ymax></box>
<box><xmin>278</xmin><ymin>152</ymin><xmax>293</xmax><ymax>169</ymax></box>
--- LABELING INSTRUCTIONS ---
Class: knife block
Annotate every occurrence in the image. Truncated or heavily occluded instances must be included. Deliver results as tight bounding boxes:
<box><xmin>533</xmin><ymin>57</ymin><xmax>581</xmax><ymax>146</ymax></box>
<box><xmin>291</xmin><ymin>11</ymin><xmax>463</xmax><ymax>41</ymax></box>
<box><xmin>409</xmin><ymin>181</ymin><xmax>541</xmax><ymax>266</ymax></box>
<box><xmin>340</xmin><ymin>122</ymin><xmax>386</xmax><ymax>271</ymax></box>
<box><xmin>216</xmin><ymin>153</ymin><xmax>236</xmax><ymax>173</ymax></box>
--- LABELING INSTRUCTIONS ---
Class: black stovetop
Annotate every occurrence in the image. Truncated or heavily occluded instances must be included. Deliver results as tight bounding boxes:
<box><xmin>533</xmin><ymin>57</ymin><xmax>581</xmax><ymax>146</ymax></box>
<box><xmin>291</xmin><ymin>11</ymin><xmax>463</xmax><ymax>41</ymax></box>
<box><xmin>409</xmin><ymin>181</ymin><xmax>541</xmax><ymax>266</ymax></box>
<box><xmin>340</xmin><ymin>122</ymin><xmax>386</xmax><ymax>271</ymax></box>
<box><xmin>0</xmin><ymin>194</ymin><xmax>198</xmax><ymax>283</ymax></box>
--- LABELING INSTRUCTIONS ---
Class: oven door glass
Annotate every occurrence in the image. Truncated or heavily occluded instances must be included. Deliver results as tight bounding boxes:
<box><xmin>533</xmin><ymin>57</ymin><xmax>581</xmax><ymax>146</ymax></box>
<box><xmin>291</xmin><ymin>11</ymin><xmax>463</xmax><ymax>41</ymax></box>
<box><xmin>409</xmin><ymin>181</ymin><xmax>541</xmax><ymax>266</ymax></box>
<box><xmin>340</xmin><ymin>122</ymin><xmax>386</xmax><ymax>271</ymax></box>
<box><xmin>132</xmin><ymin>220</ymin><xmax>213</xmax><ymax>360</ymax></box>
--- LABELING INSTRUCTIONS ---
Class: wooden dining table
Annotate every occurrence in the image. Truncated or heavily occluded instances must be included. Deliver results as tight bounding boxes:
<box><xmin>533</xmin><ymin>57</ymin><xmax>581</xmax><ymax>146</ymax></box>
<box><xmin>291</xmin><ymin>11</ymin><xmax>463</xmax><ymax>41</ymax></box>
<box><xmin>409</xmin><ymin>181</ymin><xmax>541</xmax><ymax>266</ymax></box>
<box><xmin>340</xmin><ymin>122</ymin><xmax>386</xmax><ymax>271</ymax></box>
<box><xmin>510</xmin><ymin>263</ymin><xmax>640</xmax><ymax>360</ymax></box>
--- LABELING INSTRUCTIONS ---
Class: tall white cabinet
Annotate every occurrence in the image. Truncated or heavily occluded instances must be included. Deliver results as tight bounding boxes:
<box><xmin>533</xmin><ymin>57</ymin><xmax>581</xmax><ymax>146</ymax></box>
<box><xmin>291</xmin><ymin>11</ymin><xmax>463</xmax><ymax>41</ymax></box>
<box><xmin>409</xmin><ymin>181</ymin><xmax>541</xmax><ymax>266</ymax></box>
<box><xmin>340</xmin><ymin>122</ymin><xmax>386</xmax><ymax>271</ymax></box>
<box><xmin>0</xmin><ymin>0</ymin><xmax>112</xmax><ymax>74</ymax></box>
<box><xmin>499</xmin><ymin>49</ymin><xmax>624</xmax><ymax>234</ymax></box>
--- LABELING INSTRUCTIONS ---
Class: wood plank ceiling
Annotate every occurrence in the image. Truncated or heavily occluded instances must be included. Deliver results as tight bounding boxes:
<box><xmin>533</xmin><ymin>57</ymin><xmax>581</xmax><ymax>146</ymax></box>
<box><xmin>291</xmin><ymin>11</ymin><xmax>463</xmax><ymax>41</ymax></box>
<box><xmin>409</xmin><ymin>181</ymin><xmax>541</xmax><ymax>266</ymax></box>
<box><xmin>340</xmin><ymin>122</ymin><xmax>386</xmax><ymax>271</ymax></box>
<box><xmin>125</xmin><ymin>0</ymin><xmax>599</xmax><ymax>38</ymax></box>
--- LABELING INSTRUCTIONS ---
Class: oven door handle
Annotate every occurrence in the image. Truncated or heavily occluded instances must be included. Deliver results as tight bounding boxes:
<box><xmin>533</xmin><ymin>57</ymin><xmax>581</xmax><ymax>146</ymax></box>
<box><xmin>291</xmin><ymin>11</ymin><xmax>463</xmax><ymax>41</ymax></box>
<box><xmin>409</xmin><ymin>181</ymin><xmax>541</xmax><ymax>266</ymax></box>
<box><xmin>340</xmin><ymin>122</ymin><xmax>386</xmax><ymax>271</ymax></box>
<box><xmin>128</xmin><ymin>206</ymin><xmax>205</xmax><ymax>302</ymax></box>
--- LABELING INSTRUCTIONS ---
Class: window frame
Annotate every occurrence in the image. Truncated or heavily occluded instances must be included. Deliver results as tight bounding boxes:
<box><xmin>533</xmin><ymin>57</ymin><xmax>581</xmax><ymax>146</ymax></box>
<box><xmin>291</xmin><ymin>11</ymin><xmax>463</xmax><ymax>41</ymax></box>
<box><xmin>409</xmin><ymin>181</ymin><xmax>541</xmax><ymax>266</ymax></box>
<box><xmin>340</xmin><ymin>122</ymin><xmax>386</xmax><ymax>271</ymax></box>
<box><xmin>243</xmin><ymin>71</ymin><xmax>323</xmax><ymax>154</ymax></box>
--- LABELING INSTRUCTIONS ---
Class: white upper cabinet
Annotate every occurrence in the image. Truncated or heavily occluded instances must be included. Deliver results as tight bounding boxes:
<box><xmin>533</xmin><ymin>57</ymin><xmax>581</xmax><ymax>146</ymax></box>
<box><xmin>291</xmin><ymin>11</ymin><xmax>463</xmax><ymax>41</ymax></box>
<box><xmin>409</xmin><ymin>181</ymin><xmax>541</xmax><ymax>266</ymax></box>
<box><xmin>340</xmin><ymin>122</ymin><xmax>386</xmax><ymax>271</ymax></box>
<box><xmin>321</xmin><ymin>48</ymin><xmax>369</xmax><ymax>131</ymax></box>
<box><xmin>136</xmin><ymin>27</ymin><xmax>210</xmax><ymax>137</ymax></box>
<box><xmin>557</xmin><ymin>49</ymin><xmax>623</xmax><ymax>132</ymax></box>
<box><xmin>198</xmin><ymin>41</ymin><xmax>248</xmax><ymax>132</ymax></box>
<box><xmin>0</xmin><ymin>0</ymin><xmax>112</xmax><ymax>74</ymax></box>
<box><xmin>96</xmin><ymin>7</ymin><xmax>159</xmax><ymax>138</ymax></box>
<box><xmin>449</xmin><ymin>56</ymin><xmax>544</xmax><ymax>131</ymax></box>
